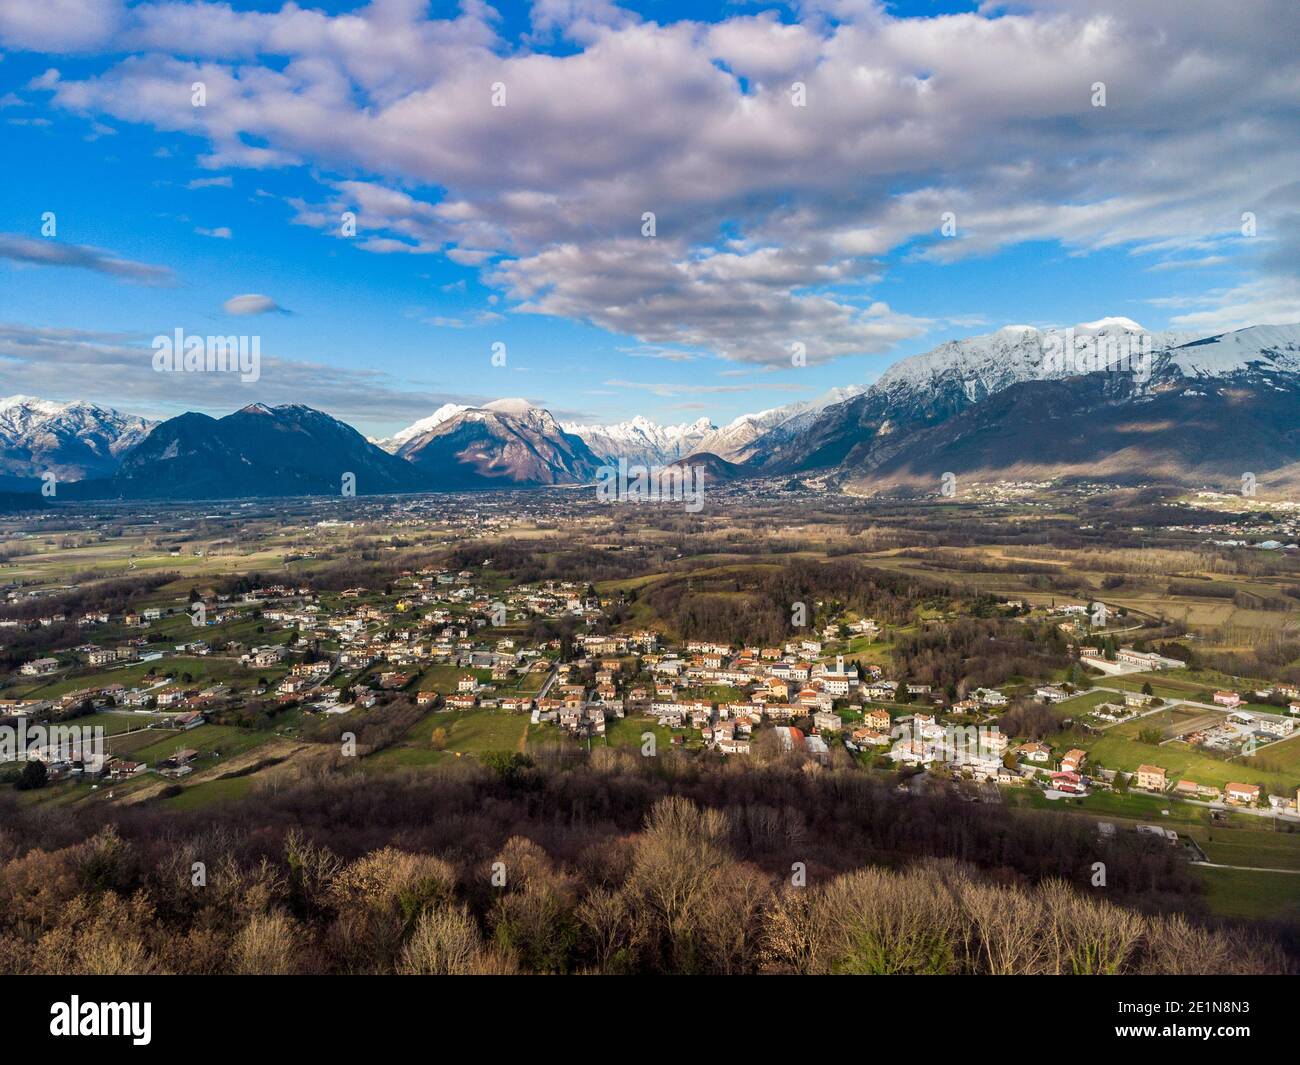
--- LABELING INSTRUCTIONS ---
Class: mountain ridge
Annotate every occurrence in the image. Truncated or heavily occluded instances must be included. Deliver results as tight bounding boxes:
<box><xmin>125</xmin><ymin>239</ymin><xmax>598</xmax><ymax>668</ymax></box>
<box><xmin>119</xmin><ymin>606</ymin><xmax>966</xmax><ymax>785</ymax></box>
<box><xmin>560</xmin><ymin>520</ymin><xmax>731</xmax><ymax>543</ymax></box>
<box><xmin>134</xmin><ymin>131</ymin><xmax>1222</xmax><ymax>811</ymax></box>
<box><xmin>10</xmin><ymin>320</ymin><xmax>1300</xmax><ymax>499</ymax></box>
<box><xmin>0</xmin><ymin>395</ymin><xmax>155</xmax><ymax>483</ymax></box>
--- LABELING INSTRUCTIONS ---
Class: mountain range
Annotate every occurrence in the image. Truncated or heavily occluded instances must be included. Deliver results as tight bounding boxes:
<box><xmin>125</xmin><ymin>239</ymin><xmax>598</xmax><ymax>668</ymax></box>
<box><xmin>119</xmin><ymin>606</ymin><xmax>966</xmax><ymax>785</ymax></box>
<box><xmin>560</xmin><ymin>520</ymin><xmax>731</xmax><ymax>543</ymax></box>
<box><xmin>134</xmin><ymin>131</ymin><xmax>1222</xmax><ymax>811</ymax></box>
<box><xmin>0</xmin><ymin>395</ymin><xmax>154</xmax><ymax>490</ymax></box>
<box><xmin>560</xmin><ymin>386</ymin><xmax>870</xmax><ymax>467</ymax></box>
<box><xmin>802</xmin><ymin>322</ymin><xmax>1300</xmax><ymax>493</ymax></box>
<box><xmin>100</xmin><ymin>403</ymin><xmax>426</xmax><ymax>499</ymax></box>
<box><xmin>7</xmin><ymin>320</ymin><xmax>1300</xmax><ymax>501</ymax></box>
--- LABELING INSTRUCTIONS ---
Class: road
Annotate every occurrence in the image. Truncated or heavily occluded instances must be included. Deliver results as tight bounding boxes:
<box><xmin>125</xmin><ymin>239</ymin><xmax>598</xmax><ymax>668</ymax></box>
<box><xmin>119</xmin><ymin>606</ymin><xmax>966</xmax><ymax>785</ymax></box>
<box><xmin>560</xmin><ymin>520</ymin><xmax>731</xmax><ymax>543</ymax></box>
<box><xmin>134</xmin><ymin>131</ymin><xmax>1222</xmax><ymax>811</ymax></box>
<box><xmin>1191</xmin><ymin>861</ymin><xmax>1300</xmax><ymax>875</ymax></box>
<box><xmin>535</xmin><ymin>667</ymin><xmax>559</xmax><ymax>700</ymax></box>
<box><xmin>1089</xmin><ymin>685</ymin><xmax>1226</xmax><ymax>714</ymax></box>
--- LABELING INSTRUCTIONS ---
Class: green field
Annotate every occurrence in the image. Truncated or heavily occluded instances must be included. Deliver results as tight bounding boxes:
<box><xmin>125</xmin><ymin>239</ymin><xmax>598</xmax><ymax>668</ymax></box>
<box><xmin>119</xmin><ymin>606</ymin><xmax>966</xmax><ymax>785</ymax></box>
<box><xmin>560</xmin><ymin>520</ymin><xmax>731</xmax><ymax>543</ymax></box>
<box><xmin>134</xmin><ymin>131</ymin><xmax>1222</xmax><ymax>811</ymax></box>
<box><xmin>128</xmin><ymin>723</ymin><xmax>276</xmax><ymax>766</ymax></box>
<box><xmin>517</xmin><ymin>669</ymin><xmax>549</xmax><ymax>693</ymax></box>
<box><xmin>161</xmin><ymin>774</ymin><xmax>258</xmax><ymax>811</ymax></box>
<box><xmin>1194</xmin><ymin>866</ymin><xmax>1300</xmax><ymax>921</ymax></box>
<box><xmin>65</xmin><ymin>710</ymin><xmax>165</xmax><ymax>736</ymax></box>
<box><xmin>366</xmin><ymin>746</ymin><xmax>457</xmax><ymax>769</ymax></box>
<box><xmin>1197</xmin><ymin>827</ymin><xmax>1300</xmax><ymax>870</ymax></box>
<box><xmin>12</xmin><ymin>655</ymin><xmax>284</xmax><ymax>699</ymax></box>
<box><xmin>1053</xmin><ymin>689</ymin><xmax>1120</xmax><ymax>718</ymax></box>
<box><xmin>1240</xmin><ymin>732</ymin><xmax>1300</xmax><ymax>777</ymax></box>
<box><xmin>415</xmin><ymin>664</ymin><xmax>489</xmax><ymax>693</ymax></box>
<box><xmin>1004</xmin><ymin>786</ymin><xmax>1210</xmax><ymax>824</ymax></box>
<box><xmin>1076</xmin><ymin>789</ymin><xmax>1211</xmax><ymax>823</ymax></box>
<box><xmin>366</xmin><ymin>707</ymin><xmax>530</xmax><ymax>768</ymax></box>
<box><xmin>440</xmin><ymin>710</ymin><xmax>529</xmax><ymax>754</ymax></box>
<box><xmin>601</xmin><ymin>715</ymin><xmax>675</xmax><ymax>752</ymax></box>
<box><xmin>107</xmin><ymin>728</ymin><xmax>176</xmax><ymax>757</ymax></box>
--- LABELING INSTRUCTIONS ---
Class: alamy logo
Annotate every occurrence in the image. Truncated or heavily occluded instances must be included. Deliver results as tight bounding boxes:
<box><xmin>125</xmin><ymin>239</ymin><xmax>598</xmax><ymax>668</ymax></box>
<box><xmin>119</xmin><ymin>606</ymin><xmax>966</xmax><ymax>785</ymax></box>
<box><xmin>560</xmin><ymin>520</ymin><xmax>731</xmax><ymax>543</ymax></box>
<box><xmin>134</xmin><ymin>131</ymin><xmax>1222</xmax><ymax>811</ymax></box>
<box><xmin>152</xmin><ymin>328</ymin><xmax>261</xmax><ymax>383</ymax></box>
<box><xmin>595</xmin><ymin>458</ymin><xmax>705</xmax><ymax>513</ymax></box>
<box><xmin>49</xmin><ymin>997</ymin><xmax>151</xmax><ymax>1045</ymax></box>
<box><xmin>0</xmin><ymin>721</ymin><xmax>105</xmax><ymax>763</ymax></box>
<box><xmin>890</xmin><ymin>721</ymin><xmax>1002</xmax><ymax>762</ymax></box>
<box><xmin>1042</xmin><ymin>328</ymin><xmax>1153</xmax><ymax>383</ymax></box>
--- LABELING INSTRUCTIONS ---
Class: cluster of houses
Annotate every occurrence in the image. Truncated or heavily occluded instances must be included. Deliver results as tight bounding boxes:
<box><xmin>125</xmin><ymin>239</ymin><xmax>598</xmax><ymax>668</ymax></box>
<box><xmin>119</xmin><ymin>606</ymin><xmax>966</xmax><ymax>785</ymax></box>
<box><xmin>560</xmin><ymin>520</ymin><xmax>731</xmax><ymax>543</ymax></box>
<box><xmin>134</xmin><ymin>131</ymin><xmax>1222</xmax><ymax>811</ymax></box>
<box><xmin>999</xmin><ymin>742</ymin><xmax>1288</xmax><ymax>809</ymax></box>
<box><xmin>7</xmin><ymin>561</ymin><xmax>1300</xmax><ymax>820</ymax></box>
<box><xmin>545</xmin><ymin>641</ymin><xmax>891</xmax><ymax>750</ymax></box>
<box><xmin>1134</xmin><ymin>764</ymin><xmax>1286</xmax><ymax>810</ymax></box>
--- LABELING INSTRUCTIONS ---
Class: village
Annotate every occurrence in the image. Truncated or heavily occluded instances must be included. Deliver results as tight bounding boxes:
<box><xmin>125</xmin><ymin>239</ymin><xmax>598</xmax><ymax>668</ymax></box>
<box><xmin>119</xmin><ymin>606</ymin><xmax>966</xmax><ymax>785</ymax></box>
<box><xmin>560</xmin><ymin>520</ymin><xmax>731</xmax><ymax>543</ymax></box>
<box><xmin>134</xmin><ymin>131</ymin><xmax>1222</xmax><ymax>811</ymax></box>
<box><xmin>4</xmin><ymin>558</ymin><xmax>1299</xmax><ymax>833</ymax></box>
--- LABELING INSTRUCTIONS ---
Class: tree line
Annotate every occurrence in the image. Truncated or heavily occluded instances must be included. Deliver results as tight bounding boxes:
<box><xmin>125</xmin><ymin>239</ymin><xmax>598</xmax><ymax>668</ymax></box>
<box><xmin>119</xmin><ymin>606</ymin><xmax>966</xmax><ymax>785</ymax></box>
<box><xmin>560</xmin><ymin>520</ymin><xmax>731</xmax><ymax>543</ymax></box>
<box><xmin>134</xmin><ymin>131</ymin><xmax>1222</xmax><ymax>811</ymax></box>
<box><xmin>0</xmin><ymin>751</ymin><xmax>1289</xmax><ymax>975</ymax></box>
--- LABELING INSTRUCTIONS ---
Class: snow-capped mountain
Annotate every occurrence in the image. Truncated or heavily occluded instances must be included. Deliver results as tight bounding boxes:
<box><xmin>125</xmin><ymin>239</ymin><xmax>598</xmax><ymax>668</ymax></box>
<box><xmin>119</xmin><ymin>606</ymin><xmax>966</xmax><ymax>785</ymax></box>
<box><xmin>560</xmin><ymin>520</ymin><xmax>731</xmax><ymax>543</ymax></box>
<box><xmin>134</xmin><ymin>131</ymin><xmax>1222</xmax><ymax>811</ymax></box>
<box><xmin>832</xmin><ymin>322</ymin><xmax>1300</xmax><ymax>493</ymax></box>
<box><xmin>24</xmin><ymin>319</ymin><xmax>1300</xmax><ymax>500</ymax></box>
<box><xmin>384</xmin><ymin>319</ymin><xmax>1222</xmax><ymax>480</ymax></box>
<box><xmin>396</xmin><ymin>399</ymin><xmax>603</xmax><ymax>487</ymax></box>
<box><xmin>562</xmin><ymin>387</ymin><xmax>869</xmax><ymax>466</ymax></box>
<box><xmin>0</xmin><ymin>395</ymin><xmax>156</xmax><ymax>482</ymax></box>
<box><xmin>740</xmin><ymin>320</ymin><xmax>1207</xmax><ymax>473</ymax></box>
<box><xmin>563</xmin><ymin>415</ymin><xmax>715</xmax><ymax>466</ymax></box>
<box><xmin>1163</xmin><ymin>322</ymin><xmax>1300</xmax><ymax>379</ymax></box>
<box><xmin>375</xmin><ymin>403</ymin><xmax>472</xmax><ymax>452</ymax></box>
<box><xmin>695</xmin><ymin>386</ymin><xmax>869</xmax><ymax>464</ymax></box>
<box><xmin>869</xmin><ymin>320</ymin><xmax>1196</xmax><ymax>404</ymax></box>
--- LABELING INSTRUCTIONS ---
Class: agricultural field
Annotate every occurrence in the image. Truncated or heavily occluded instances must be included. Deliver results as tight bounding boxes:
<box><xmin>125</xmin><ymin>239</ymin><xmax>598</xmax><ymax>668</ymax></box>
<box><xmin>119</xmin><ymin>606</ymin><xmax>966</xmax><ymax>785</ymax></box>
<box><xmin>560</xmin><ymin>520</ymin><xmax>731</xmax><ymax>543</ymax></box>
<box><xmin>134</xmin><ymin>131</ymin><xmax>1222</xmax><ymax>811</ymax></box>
<box><xmin>62</xmin><ymin>709</ymin><xmax>164</xmax><ymax>735</ymax></box>
<box><xmin>1240</xmin><ymin>733</ymin><xmax>1300</xmax><ymax>777</ymax></box>
<box><xmin>1052</xmin><ymin>689</ymin><xmax>1120</xmax><ymax>719</ymax></box>
<box><xmin>1196</xmin><ymin>827</ymin><xmax>1300</xmax><ymax>871</ymax></box>
<box><xmin>1193</xmin><ymin>867</ymin><xmax>1300</xmax><ymax>922</ymax></box>
<box><xmin>160</xmin><ymin>774</ymin><xmax>258</xmax><ymax>811</ymax></box>
<box><xmin>415</xmin><ymin>664</ymin><xmax>491</xmax><ymax>693</ymax></box>
<box><xmin>368</xmin><ymin>707</ymin><xmax>530</xmax><ymax>768</ymax></box>
<box><xmin>600</xmin><ymin>715</ymin><xmax>675</xmax><ymax>753</ymax></box>
<box><xmin>127</xmin><ymin>723</ymin><xmax>278</xmax><ymax>767</ymax></box>
<box><xmin>8</xmin><ymin>655</ymin><xmax>284</xmax><ymax>700</ymax></box>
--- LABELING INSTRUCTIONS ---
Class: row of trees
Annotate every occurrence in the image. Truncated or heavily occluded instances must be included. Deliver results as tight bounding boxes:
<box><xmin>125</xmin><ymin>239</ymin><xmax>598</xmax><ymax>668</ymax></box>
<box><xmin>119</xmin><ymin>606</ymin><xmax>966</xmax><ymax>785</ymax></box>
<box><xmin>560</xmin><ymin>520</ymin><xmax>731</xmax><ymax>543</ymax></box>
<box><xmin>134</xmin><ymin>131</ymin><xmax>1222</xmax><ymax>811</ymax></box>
<box><xmin>0</xmin><ymin>791</ymin><xmax>1285</xmax><ymax>976</ymax></box>
<box><xmin>0</xmin><ymin>571</ymin><xmax>176</xmax><ymax>624</ymax></box>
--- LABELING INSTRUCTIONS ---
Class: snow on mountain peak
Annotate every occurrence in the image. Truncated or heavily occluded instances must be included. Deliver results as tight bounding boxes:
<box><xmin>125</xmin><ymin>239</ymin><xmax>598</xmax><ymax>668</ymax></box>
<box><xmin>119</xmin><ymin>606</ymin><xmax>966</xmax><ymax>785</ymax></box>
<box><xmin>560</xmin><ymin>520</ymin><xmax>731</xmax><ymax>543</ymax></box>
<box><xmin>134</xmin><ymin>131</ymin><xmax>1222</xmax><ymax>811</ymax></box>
<box><xmin>0</xmin><ymin>395</ymin><xmax>155</xmax><ymax>480</ymax></box>
<box><xmin>562</xmin><ymin>413</ymin><xmax>717</xmax><ymax>465</ymax></box>
<box><xmin>1077</xmin><ymin>316</ymin><xmax>1145</xmax><ymax>332</ymax></box>
<box><xmin>483</xmin><ymin>397</ymin><xmax>537</xmax><ymax>416</ymax></box>
<box><xmin>558</xmin><ymin>387</ymin><xmax>873</xmax><ymax>465</ymax></box>
<box><xmin>382</xmin><ymin>403</ymin><xmax>472</xmax><ymax>450</ymax></box>
<box><xmin>1165</xmin><ymin>322</ymin><xmax>1300</xmax><ymax>378</ymax></box>
<box><xmin>872</xmin><ymin>321</ymin><xmax>1199</xmax><ymax>403</ymax></box>
<box><xmin>380</xmin><ymin>322</ymin><xmax>1300</xmax><ymax>469</ymax></box>
<box><xmin>0</xmin><ymin>394</ymin><xmax>68</xmax><ymax>417</ymax></box>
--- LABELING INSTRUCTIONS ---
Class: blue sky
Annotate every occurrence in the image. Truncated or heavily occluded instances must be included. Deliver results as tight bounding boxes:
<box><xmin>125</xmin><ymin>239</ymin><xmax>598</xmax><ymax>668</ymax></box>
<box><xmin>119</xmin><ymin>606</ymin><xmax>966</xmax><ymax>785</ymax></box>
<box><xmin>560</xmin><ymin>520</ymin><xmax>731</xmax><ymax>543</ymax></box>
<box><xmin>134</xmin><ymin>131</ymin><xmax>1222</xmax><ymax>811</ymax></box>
<box><xmin>1</xmin><ymin>0</ymin><xmax>1296</xmax><ymax>437</ymax></box>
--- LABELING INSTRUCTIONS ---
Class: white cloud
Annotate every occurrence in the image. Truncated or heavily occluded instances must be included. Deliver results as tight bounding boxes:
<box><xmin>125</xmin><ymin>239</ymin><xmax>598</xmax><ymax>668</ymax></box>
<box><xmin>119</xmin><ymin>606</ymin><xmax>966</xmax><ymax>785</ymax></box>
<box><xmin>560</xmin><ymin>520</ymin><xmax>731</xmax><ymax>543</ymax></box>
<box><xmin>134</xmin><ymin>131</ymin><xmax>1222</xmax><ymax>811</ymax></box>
<box><xmin>15</xmin><ymin>0</ymin><xmax>1300</xmax><ymax>362</ymax></box>
<box><xmin>494</xmin><ymin>238</ymin><xmax>927</xmax><ymax>365</ymax></box>
<box><xmin>222</xmin><ymin>293</ymin><xmax>287</xmax><ymax>316</ymax></box>
<box><xmin>0</xmin><ymin>0</ymin><xmax>123</xmax><ymax>53</ymax></box>
<box><xmin>1154</xmin><ymin>279</ymin><xmax>1300</xmax><ymax>334</ymax></box>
